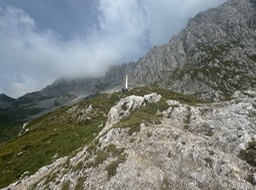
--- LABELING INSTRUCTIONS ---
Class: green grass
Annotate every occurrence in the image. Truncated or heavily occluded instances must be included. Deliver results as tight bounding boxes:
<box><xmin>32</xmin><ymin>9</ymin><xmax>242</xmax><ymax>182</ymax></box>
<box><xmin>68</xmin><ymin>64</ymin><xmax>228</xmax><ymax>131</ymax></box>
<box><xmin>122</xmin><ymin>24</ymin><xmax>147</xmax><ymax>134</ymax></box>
<box><xmin>0</xmin><ymin>93</ymin><xmax>120</xmax><ymax>188</ymax></box>
<box><xmin>74</xmin><ymin>176</ymin><xmax>87</xmax><ymax>190</ymax></box>
<box><xmin>84</xmin><ymin>143</ymin><xmax>127</xmax><ymax>180</ymax></box>
<box><xmin>106</xmin><ymin>153</ymin><xmax>127</xmax><ymax>180</ymax></box>
<box><xmin>0</xmin><ymin>86</ymin><xmax>203</xmax><ymax>188</ymax></box>
<box><xmin>239</xmin><ymin>141</ymin><xmax>256</xmax><ymax>167</ymax></box>
<box><xmin>44</xmin><ymin>171</ymin><xmax>58</xmax><ymax>185</ymax></box>
<box><xmin>166</xmin><ymin>42</ymin><xmax>255</xmax><ymax>99</ymax></box>
<box><xmin>72</xmin><ymin>161</ymin><xmax>83</xmax><ymax>172</ymax></box>
<box><xmin>125</xmin><ymin>86</ymin><xmax>205</xmax><ymax>105</ymax></box>
<box><xmin>113</xmin><ymin>98</ymin><xmax>169</xmax><ymax>135</ymax></box>
<box><xmin>239</xmin><ymin>141</ymin><xmax>256</xmax><ymax>185</ymax></box>
<box><xmin>85</xmin><ymin>144</ymin><xmax>125</xmax><ymax>169</ymax></box>
<box><xmin>204</xmin><ymin>157</ymin><xmax>213</xmax><ymax>168</ymax></box>
<box><xmin>249</xmin><ymin>54</ymin><xmax>256</xmax><ymax>62</ymax></box>
<box><xmin>61</xmin><ymin>180</ymin><xmax>70</xmax><ymax>190</ymax></box>
<box><xmin>113</xmin><ymin>86</ymin><xmax>204</xmax><ymax>135</ymax></box>
<box><xmin>0</xmin><ymin>107</ymin><xmax>44</xmax><ymax>144</ymax></box>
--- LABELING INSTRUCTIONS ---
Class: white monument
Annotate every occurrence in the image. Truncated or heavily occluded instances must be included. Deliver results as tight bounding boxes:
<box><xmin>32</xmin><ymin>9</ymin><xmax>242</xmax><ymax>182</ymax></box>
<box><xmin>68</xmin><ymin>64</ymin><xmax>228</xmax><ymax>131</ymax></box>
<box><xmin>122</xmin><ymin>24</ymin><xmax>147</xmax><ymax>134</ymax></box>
<box><xmin>125</xmin><ymin>75</ymin><xmax>128</xmax><ymax>91</ymax></box>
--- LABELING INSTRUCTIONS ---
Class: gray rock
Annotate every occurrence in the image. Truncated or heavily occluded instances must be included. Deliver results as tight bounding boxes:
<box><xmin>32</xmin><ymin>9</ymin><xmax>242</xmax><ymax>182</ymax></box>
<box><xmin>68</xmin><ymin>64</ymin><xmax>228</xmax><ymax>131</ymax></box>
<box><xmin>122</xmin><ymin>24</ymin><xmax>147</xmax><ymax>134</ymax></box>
<box><xmin>144</xmin><ymin>93</ymin><xmax>161</xmax><ymax>103</ymax></box>
<box><xmin>4</xmin><ymin>90</ymin><xmax>256</xmax><ymax>190</ymax></box>
<box><xmin>3</xmin><ymin>0</ymin><xmax>256</xmax><ymax>189</ymax></box>
<box><xmin>125</xmin><ymin>0</ymin><xmax>256</xmax><ymax>100</ymax></box>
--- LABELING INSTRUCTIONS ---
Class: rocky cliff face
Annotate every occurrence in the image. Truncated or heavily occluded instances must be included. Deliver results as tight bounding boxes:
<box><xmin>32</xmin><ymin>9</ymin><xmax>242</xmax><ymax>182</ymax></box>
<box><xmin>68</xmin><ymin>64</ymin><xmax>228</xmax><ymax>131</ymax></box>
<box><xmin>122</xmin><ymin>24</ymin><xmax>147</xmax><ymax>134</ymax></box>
<box><xmin>3</xmin><ymin>89</ymin><xmax>256</xmax><ymax>190</ymax></box>
<box><xmin>8</xmin><ymin>0</ymin><xmax>256</xmax><ymax>105</ymax></box>
<box><xmin>127</xmin><ymin>0</ymin><xmax>256</xmax><ymax>100</ymax></box>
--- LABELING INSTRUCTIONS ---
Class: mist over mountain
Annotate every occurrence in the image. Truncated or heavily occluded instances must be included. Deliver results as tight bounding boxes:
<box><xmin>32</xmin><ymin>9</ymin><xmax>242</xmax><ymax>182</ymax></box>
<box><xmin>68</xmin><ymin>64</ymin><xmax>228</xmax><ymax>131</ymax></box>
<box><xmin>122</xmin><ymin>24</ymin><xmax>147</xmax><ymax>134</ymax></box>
<box><xmin>1</xmin><ymin>0</ymin><xmax>256</xmax><ymax>189</ymax></box>
<box><xmin>0</xmin><ymin>0</ymin><xmax>227</xmax><ymax>98</ymax></box>
<box><xmin>127</xmin><ymin>0</ymin><xmax>256</xmax><ymax>100</ymax></box>
<box><xmin>13</xmin><ymin>0</ymin><xmax>256</xmax><ymax>103</ymax></box>
<box><xmin>1</xmin><ymin>0</ymin><xmax>256</xmax><ymax>143</ymax></box>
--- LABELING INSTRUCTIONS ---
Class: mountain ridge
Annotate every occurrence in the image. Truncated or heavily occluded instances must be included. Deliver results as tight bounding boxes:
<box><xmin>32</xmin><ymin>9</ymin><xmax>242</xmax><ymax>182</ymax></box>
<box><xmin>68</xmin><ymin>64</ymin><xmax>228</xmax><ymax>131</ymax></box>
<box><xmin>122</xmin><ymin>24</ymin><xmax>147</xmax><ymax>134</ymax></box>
<box><xmin>2</xmin><ymin>0</ymin><xmax>256</xmax><ymax>145</ymax></box>
<box><xmin>0</xmin><ymin>94</ymin><xmax>15</xmax><ymax>109</ymax></box>
<box><xmin>2</xmin><ymin>0</ymin><xmax>256</xmax><ymax>104</ymax></box>
<box><xmin>1</xmin><ymin>86</ymin><xmax>256</xmax><ymax>190</ymax></box>
<box><xmin>1</xmin><ymin>0</ymin><xmax>256</xmax><ymax>189</ymax></box>
<box><xmin>126</xmin><ymin>0</ymin><xmax>256</xmax><ymax>99</ymax></box>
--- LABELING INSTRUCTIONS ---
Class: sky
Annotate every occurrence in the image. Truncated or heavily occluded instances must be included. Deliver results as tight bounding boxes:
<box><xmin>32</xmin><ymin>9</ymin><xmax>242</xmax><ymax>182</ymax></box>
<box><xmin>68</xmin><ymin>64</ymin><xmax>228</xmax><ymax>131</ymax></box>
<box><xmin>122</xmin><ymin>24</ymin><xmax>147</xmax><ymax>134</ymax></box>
<box><xmin>0</xmin><ymin>0</ymin><xmax>227</xmax><ymax>98</ymax></box>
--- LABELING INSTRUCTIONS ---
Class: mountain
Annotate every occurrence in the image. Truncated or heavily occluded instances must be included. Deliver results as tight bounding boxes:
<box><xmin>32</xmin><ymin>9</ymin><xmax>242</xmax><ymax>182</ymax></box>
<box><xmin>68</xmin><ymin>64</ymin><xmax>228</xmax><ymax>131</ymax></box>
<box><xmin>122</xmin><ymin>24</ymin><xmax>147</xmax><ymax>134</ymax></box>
<box><xmin>126</xmin><ymin>0</ymin><xmax>256</xmax><ymax>100</ymax></box>
<box><xmin>2</xmin><ymin>0</ymin><xmax>256</xmax><ymax>143</ymax></box>
<box><xmin>1</xmin><ymin>86</ymin><xmax>256</xmax><ymax>189</ymax></box>
<box><xmin>2</xmin><ymin>0</ymin><xmax>256</xmax><ymax>119</ymax></box>
<box><xmin>0</xmin><ymin>94</ymin><xmax>15</xmax><ymax>109</ymax></box>
<box><xmin>1</xmin><ymin>0</ymin><xmax>256</xmax><ymax>188</ymax></box>
<box><xmin>7</xmin><ymin>0</ymin><xmax>256</xmax><ymax>108</ymax></box>
<box><xmin>16</xmin><ymin>63</ymin><xmax>132</xmax><ymax>106</ymax></box>
<box><xmin>0</xmin><ymin>63</ymin><xmax>135</xmax><ymax>143</ymax></box>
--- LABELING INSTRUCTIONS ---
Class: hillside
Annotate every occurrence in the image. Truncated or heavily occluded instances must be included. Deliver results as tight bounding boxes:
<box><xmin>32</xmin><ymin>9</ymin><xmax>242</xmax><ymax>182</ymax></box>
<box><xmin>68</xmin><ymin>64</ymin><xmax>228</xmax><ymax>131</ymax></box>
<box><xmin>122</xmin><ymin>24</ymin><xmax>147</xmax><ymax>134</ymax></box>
<box><xmin>1</xmin><ymin>86</ymin><xmax>255</xmax><ymax>189</ymax></box>
<box><xmin>1</xmin><ymin>0</ymin><xmax>256</xmax><ymax>189</ymax></box>
<box><xmin>127</xmin><ymin>0</ymin><xmax>256</xmax><ymax>100</ymax></box>
<box><xmin>0</xmin><ymin>94</ymin><xmax>15</xmax><ymax>109</ymax></box>
<box><xmin>2</xmin><ymin>0</ymin><xmax>256</xmax><ymax>144</ymax></box>
<box><xmin>0</xmin><ymin>63</ymin><xmax>132</xmax><ymax>144</ymax></box>
<box><xmin>0</xmin><ymin>86</ymin><xmax>204</xmax><ymax>189</ymax></box>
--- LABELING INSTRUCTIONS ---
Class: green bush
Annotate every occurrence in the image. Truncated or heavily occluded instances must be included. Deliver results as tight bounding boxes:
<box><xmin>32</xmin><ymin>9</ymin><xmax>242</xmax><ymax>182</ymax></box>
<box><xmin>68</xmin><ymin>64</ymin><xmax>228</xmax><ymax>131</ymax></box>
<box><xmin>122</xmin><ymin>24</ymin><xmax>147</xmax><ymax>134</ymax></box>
<box><xmin>105</xmin><ymin>154</ymin><xmax>127</xmax><ymax>180</ymax></box>
<box><xmin>239</xmin><ymin>141</ymin><xmax>256</xmax><ymax>167</ymax></box>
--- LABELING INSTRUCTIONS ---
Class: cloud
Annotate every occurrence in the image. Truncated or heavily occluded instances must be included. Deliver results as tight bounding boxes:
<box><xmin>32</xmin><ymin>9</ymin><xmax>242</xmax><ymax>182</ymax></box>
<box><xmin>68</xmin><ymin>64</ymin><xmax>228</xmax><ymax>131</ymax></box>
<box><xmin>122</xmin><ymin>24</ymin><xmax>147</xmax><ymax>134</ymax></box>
<box><xmin>0</xmin><ymin>6</ymin><xmax>124</xmax><ymax>97</ymax></box>
<box><xmin>0</xmin><ymin>0</ymin><xmax>227</xmax><ymax>98</ymax></box>
<box><xmin>143</xmin><ymin>0</ymin><xmax>227</xmax><ymax>45</ymax></box>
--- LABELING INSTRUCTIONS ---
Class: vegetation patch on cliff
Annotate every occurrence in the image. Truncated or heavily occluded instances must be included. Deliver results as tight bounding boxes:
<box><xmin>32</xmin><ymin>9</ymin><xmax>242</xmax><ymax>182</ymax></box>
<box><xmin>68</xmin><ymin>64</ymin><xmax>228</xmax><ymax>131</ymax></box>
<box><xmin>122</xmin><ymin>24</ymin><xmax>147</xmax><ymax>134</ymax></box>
<box><xmin>0</xmin><ymin>86</ymin><xmax>203</xmax><ymax>188</ymax></box>
<box><xmin>0</xmin><ymin>93</ymin><xmax>119</xmax><ymax>188</ymax></box>
<box><xmin>239</xmin><ymin>140</ymin><xmax>256</xmax><ymax>167</ymax></box>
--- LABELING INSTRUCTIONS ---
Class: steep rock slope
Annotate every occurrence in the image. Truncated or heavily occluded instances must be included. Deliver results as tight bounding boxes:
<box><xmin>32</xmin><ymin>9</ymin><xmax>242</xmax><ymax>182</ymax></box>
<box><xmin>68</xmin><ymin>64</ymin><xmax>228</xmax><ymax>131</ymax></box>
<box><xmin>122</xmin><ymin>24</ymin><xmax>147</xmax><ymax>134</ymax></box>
<box><xmin>128</xmin><ymin>0</ymin><xmax>256</xmax><ymax>99</ymax></box>
<box><xmin>2</xmin><ymin>88</ymin><xmax>256</xmax><ymax>190</ymax></box>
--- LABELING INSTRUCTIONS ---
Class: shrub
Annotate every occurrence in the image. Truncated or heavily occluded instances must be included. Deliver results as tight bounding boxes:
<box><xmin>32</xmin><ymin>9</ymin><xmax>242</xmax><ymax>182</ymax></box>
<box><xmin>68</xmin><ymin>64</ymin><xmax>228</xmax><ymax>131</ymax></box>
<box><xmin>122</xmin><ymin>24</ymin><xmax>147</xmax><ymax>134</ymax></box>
<box><xmin>239</xmin><ymin>141</ymin><xmax>256</xmax><ymax>167</ymax></box>
<box><xmin>105</xmin><ymin>154</ymin><xmax>127</xmax><ymax>180</ymax></box>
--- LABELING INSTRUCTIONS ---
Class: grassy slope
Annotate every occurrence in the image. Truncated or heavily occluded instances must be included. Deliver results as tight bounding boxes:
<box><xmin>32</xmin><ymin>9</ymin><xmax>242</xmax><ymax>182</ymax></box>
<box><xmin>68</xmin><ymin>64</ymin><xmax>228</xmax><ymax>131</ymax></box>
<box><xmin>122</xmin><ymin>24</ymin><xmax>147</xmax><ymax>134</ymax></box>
<box><xmin>0</xmin><ymin>107</ymin><xmax>44</xmax><ymax>144</ymax></box>
<box><xmin>0</xmin><ymin>86</ymin><xmax>204</xmax><ymax>188</ymax></box>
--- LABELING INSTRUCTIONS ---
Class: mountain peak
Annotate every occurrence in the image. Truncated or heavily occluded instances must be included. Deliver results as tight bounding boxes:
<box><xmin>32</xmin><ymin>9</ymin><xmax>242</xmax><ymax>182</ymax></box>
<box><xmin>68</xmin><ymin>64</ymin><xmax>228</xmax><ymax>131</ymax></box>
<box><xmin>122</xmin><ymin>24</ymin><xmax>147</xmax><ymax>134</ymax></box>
<box><xmin>0</xmin><ymin>93</ymin><xmax>15</xmax><ymax>109</ymax></box>
<box><xmin>0</xmin><ymin>93</ymin><xmax>15</xmax><ymax>101</ymax></box>
<box><xmin>125</xmin><ymin>0</ymin><xmax>256</xmax><ymax>100</ymax></box>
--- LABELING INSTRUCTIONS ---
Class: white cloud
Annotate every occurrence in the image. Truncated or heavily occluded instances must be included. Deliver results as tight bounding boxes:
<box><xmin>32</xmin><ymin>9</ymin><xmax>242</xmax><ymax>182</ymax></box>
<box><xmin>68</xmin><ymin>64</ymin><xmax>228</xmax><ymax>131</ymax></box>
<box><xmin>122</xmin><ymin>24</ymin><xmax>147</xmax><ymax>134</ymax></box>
<box><xmin>0</xmin><ymin>0</ymin><xmax>227</xmax><ymax>98</ymax></box>
<box><xmin>143</xmin><ymin>0</ymin><xmax>227</xmax><ymax>45</ymax></box>
<box><xmin>0</xmin><ymin>6</ymin><xmax>124</xmax><ymax>97</ymax></box>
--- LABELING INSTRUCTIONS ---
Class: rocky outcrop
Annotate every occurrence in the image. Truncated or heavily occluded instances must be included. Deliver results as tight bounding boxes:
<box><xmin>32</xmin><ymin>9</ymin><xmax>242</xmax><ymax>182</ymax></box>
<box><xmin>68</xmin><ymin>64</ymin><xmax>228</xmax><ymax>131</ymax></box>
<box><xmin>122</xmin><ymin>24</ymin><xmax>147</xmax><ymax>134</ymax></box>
<box><xmin>7</xmin><ymin>0</ymin><xmax>256</xmax><ymax>107</ymax></box>
<box><xmin>99</xmin><ymin>93</ymin><xmax>161</xmax><ymax>136</ymax></box>
<box><xmin>126</xmin><ymin>0</ymin><xmax>256</xmax><ymax>100</ymax></box>
<box><xmin>2</xmin><ymin>0</ymin><xmax>256</xmax><ymax>188</ymax></box>
<box><xmin>4</xmin><ymin>89</ymin><xmax>256</xmax><ymax>190</ymax></box>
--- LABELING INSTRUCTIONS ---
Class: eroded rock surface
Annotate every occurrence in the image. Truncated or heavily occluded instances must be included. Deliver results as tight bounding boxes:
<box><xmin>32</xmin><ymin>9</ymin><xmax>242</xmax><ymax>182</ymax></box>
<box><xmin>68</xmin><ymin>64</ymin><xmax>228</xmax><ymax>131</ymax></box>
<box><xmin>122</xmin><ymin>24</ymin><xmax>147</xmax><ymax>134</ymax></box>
<box><xmin>3</xmin><ymin>90</ymin><xmax>256</xmax><ymax>190</ymax></box>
